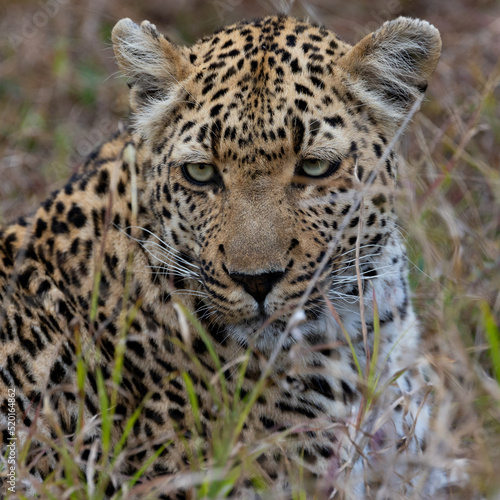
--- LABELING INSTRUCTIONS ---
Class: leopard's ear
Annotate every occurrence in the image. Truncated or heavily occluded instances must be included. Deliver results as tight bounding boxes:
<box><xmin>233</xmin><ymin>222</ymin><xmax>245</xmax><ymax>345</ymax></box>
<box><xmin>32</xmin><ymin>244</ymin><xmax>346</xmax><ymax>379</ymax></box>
<box><xmin>339</xmin><ymin>17</ymin><xmax>441</xmax><ymax>131</ymax></box>
<box><xmin>112</xmin><ymin>18</ymin><xmax>192</xmax><ymax>112</ymax></box>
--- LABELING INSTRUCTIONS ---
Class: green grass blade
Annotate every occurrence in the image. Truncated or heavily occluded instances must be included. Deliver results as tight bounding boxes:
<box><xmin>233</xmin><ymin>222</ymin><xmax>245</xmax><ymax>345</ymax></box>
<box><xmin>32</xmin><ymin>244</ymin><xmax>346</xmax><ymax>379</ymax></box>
<box><xmin>481</xmin><ymin>301</ymin><xmax>500</xmax><ymax>383</ymax></box>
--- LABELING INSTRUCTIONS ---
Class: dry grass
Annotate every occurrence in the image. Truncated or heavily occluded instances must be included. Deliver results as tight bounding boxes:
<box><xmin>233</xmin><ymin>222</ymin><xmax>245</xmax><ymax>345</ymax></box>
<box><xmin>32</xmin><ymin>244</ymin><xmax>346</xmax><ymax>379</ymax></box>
<box><xmin>1</xmin><ymin>0</ymin><xmax>499</xmax><ymax>498</ymax></box>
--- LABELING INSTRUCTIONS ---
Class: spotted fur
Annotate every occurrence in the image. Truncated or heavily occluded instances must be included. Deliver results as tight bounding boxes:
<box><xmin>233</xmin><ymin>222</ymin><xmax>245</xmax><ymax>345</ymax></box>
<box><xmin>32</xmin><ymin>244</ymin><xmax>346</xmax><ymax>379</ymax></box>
<box><xmin>0</xmin><ymin>15</ymin><xmax>442</xmax><ymax>498</ymax></box>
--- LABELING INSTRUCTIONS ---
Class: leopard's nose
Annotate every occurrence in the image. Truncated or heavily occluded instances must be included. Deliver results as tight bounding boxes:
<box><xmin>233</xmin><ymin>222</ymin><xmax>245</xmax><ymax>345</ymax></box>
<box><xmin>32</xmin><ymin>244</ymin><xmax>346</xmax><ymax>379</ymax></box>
<box><xmin>230</xmin><ymin>271</ymin><xmax>285</xmax><ymax>304</ymax></box>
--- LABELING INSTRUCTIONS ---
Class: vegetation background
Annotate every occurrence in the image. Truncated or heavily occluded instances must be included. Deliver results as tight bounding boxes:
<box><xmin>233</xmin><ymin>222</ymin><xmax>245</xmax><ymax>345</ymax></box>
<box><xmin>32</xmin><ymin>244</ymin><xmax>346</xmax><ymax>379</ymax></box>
<box><xmin>0</xmin><ymin>0</ymin><xmax>499</xmax><ymax>497</ymax></box>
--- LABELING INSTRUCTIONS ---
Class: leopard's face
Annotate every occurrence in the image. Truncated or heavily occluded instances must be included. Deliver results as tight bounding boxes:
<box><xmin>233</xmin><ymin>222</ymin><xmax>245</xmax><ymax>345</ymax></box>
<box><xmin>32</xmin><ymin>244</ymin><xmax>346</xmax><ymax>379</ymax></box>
<box><xmin>112</xmin><ymin>15</ymin><xmax>441</xmax><ymax>346</ymax></box>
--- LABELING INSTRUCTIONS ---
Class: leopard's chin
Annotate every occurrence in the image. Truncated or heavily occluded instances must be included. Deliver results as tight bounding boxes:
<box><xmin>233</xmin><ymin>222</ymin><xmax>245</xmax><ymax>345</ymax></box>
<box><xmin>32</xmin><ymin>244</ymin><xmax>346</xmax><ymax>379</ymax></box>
<box><xmin>225</xmin><ymin>319</ymin><xmax>292</xmax><ymax>354</ymax></box>
<box><xmin>224</xmin><ymin>310</ymin><xmax>327</xmax><ymax>355</ymax></box>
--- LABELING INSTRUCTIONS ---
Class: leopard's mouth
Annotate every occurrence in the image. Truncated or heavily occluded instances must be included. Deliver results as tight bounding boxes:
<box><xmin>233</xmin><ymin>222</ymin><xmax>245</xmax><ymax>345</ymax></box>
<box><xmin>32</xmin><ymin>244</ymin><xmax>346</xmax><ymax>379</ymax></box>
<box><xmin>225</xmin><ymin>318</ymin><xmax>292</xmax><ymax>352</ymax></box>
<box><xmin>251</xmin><ymin>314</ymin><xmax>289</xmax><ymax>334</ymax></box>
<box><xmin>224</xmin><ymin>305</ymin><xmax>328</xmax><ymax>353</ymax></box>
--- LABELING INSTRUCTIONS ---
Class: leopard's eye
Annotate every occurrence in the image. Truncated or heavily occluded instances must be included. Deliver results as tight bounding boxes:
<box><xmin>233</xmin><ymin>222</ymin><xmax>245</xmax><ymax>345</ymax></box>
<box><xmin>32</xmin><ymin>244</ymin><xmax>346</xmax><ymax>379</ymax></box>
<box><xmin>300</xmin><ymin>159</ymin><xmax>331</xmax><ymax>177</ymax></box>
<box><xmin>182</xmin><ymin>163</ymin><xmax>216</xmax><ymax>185</ymax></box>
<box><xmin>297</xmin><ymin>158</ymin><xmax>340</xmax><ymax>179</ymax></box>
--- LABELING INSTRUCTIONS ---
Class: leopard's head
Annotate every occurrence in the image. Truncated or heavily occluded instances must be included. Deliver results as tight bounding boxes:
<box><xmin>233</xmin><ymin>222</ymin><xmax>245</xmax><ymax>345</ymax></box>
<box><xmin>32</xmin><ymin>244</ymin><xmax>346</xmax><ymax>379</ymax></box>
<box><xmin>112</xmin><ymin>15</ymin><xmax>440</xmax><ymax>349</ymax></box>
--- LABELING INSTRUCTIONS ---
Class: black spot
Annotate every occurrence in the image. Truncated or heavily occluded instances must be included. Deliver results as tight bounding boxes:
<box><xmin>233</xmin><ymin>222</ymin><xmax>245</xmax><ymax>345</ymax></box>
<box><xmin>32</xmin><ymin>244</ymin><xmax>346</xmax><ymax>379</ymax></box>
<box><xmin>51</xmin><ymin>217</ymin><xmax>69</xmax><ymax>235</ymax></box>
<box><xmin>212</xmin><ymin>88</ymin><xmax>229</xmax><ymax>100</ymax></box>
<box><xmin>302</xmin><ymin>42</ymin><xmax>319</xmax><ymax>53</ymax></box>
<box><xmin>290</xmin><ymin>58</ymin><xmax>301</xmax><ymax>73</ymax></box>
<box><xmin>364</xmin><ymin>267</ymin><xmax>378</xmax><ymax>278</ymax></box>
<box><xmin>315</xmin><ymin>444</ymin><xmax>334</xmax><ymax>458</ymax></box>
<box><xmin>341</xmin><ymin>380</ymin><xmax>355</xmax><ymax>403</ymax></box>
<box><xmin>49</xmin><ymin>360</ymin><xmax>65</xmax><ymax>385</ymax></box>
<box><xmin>294</xmin><ymin>99</ymin><xmax>308</xmax><ymax>112</ymax></box>
<box><xmin>356</xmin><ymin>165</ymin><xmax>364</xmax><ymax>181</ymax></box>
<box><xmin>193</xmin><ymin>337</ymin><xmax>207</xmax><ymax>354</ymax></box>
<box><xmin>275</xmin><ymin>401</ymin><xmax>316</xmax><ymax>419</ymax></box>
<box><xmin>56</xmin><ymin>301</ymin><xmax>73</xmax><ymax>323</ymax></box>
<box><xmin>210</xmin><ymin>104</ymin><xmax>223</xmax><ymax>117</ymax></box>
<box><xmin>145</xmin><ymin>407</ymin><xmax>165</xmax><ymax>425</ymax></box>
<box><xmin>370</xmin><ymin>233</ymin><xmax>383</xmax><ymax>246</ymax></box>
<box><xmin>28</xmin><ymin>390</ymin><xmax>42</xmax><ymax>407</ymax></box>
<box><xmin>289</xmin><ymin>238</ymin><xmax>299</xmax><ymax>251</ymax></box>
<box><xmin>18</xmin><ymin>267</ymin><xmax>34</xmax><ymax>290</ymax></box>
<box><xmin>202</xmin><ymin>82</ymin><xmax>214</xmax><ymax>95</ymax></box>
<box><xmin>36</xmin><ymin>280</ymin><xmax>51</xmax><ymax>296</ymax></box>
<box><xmin>324</xmin><ymin>115</ymin><xmax>344</xmax><ymax>128</ymax></box>
<box><xmin>210</xmin><ymin>119</ymin><xmax>222</xmax><ymax>159</ymax></box>
<box><xmin>301</xmin><ymin>448</ymin><xmax>317</xmax><ymax>465</ymax></box>
<box><xmin>95</xmin><ymin>169</ymin><xmax>109</xmax><ymax>195</ymax></box>
<box><xmin>294</xmin><ymin>83</ymin><xmax>313</xmax><ymax>96</ymax></box>
<box><xmin>168</xmin><ymin>407</ymin><xmax>185</xmax><ymax>422</ymax></box>
<box><xmin>127</xmin><ymin>340</ymin><xmax>145</xmax><ymax>358</ymax></box>
<box><xmin>310</xmin><ymin>76</ymin><xmax>325</xmax><ymax>90</ymax></box>
<box><xmin>221</xmin><ymin>66</ymin><xmax>237</xmax><ymax>83</ymax></box>
<box><xmin>306</xmin><ymin>375</ymin><xmax>335</xmax><ymax>400</ymax></box>
<box><xmin>35</xmin><ymin>218</ymin><xmax>47</xmax><ymax>238</ymax></box>
<box><xmin>372</xmin><ymin>194</ymin><xmax>387</xmax><ymax>207</ymax></box>
<box><xmin>196</xmin><ymin>124</ymin><xmax>208</xmax><ymax>145</ymax></box>
<box><xmin>165</xmin><ymin>390</ymin><xmax>186</xmax><ymax>406</ymax></box>
<box><xmin>19</xmin><ymin>334</ymin><xmax>37</xmax><ymax>357</ymax></box>
<box><xmin>292</xmin><ymin>117</ymin><xmax>305</xmax><ymax>155</ymax></box>
<box><xmin>67</xmin><ymin>205</ymin><xmax>87</xmax><ymax>228</ymax></box>
<box><xmin>180</xmin><ymin>121</ymin><xmax>196</xmax><ymax>134</ymax></box>
<box><xmin>219</xmin><ymin>48</ymin><xmax>239</xmax><ymax>59</ymax></box>
<box><xmin>260</xmin><ymin>415</ymin><xmax>277</xmax><ymax>429</ymax></box>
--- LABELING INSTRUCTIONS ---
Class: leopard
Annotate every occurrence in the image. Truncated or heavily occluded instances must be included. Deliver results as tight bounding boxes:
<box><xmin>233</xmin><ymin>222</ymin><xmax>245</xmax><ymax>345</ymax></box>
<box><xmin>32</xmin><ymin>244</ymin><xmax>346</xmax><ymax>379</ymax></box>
<box><xmin>0</xmin><ymin>14</ymin><xmax>445</xmax><ymax>499</ymax></box>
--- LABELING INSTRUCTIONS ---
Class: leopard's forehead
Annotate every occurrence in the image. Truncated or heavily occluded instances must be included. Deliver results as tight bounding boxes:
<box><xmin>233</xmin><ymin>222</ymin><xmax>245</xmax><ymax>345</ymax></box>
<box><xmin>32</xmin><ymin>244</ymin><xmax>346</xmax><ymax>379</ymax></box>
<box><xmin>167</xmin><ymin>16</ymin><xmax>359</xmax><ymax>175</ymax></box>
<box><xmin>188</xmin><ymin>15</ymin><xmax>352</xmax><ymax>88</ymax></box>
<box><xmin>191</xmin><ymin>15</ymin><xmax>351</xmax><ymax>65</ymax></box>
